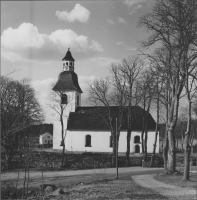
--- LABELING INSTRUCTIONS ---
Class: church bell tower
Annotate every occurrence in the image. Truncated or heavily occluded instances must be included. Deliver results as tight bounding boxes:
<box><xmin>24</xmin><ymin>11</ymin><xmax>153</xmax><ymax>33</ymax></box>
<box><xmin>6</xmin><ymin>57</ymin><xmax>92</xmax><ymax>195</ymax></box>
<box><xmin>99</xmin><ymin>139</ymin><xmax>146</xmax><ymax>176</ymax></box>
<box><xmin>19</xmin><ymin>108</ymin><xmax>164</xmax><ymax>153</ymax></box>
<box><xmin>52</xmin><ymin>48</ymin><xmax>83</xmax><ymax>112</ymax></box>
<box><xmin>62</xmin><ymin>47</ymin><xmax>75</xmax><ymax>72</ymax></box>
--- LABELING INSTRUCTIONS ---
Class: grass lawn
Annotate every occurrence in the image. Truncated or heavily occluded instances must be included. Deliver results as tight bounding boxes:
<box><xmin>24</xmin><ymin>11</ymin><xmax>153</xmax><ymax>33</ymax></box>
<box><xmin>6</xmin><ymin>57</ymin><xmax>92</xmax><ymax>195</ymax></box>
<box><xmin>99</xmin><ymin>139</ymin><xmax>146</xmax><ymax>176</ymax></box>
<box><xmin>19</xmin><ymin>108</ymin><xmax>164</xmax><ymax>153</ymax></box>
<box><xmin>154</xmin><ymin>172</ymin><xmax>197</xmax><ymax>189</ymax></box>
<box><xmin>47</xmin><ymin>176</ymin><xmax>167</xmax><ymax>200</ymax></box>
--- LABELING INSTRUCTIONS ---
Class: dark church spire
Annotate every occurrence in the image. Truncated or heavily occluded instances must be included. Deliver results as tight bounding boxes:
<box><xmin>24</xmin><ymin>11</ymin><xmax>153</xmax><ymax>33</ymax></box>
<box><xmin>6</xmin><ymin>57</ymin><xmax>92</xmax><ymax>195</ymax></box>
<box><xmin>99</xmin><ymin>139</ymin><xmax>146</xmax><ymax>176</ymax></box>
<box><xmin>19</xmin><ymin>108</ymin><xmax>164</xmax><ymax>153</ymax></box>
<box><xmin>62</xmin><ymin>48</ymin><xmax>75</xmax><ymax>61</ymax></box>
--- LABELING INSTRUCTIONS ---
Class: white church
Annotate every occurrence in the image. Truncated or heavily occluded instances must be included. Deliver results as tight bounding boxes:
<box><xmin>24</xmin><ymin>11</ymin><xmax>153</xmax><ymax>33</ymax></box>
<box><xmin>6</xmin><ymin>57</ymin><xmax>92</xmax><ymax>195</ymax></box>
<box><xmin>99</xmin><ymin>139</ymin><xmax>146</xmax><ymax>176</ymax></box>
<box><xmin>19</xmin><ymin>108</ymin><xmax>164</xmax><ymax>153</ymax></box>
<box><xmin>52</xmin><ymin>49</ymin><xmax>159</xmax><ymax>154</ymax></box>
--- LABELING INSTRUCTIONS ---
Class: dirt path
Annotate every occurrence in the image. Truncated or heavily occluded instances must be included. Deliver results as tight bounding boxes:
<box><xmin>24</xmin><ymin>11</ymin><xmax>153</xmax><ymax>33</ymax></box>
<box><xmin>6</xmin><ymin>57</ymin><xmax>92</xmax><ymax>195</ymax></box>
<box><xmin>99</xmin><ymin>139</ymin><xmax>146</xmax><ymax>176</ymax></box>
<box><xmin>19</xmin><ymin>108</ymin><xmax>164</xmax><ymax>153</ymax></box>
<box><xmin>1</xmin><ymin>166</ymin><xmax>164</xmax><ymax>181</ymax></box>
<box><xmin>1</xmin><ymin>167</ymin><xmax>164</xmax><ymax>189</ymax></box>
<box><xmin>132</xmin><ymin>174</ymin><xmax>197</xmax><ymax>200</ymax></box>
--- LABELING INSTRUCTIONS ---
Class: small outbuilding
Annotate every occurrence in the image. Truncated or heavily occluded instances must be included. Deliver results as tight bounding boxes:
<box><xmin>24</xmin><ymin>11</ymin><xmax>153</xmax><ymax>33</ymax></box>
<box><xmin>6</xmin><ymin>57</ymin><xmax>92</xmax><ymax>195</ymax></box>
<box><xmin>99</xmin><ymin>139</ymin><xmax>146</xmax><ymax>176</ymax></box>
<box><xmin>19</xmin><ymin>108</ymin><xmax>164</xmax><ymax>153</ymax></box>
<box><xmin>39</xmin><ymin>132</ymin><xmax>53</xmax><ymax>145</ymax></box>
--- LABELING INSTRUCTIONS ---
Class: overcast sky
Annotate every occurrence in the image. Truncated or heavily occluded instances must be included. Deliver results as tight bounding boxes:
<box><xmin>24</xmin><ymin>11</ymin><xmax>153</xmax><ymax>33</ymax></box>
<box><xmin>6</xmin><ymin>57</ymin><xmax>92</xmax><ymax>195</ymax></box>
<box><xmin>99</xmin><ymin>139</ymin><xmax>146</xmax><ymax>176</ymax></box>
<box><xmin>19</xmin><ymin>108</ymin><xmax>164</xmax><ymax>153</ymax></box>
<box><xmin>1</xmin><ymin>0</ymin><xmax>156</xmax><ymax>123</ymax></box>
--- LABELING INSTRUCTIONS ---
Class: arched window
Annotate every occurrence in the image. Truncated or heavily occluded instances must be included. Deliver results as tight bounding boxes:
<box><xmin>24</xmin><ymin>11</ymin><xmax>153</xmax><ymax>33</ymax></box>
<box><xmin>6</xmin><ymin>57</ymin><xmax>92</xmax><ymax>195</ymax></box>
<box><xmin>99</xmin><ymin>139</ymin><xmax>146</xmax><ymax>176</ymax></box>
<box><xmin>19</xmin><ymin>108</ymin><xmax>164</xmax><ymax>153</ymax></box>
<box><xmin>135</xmin><ymin>145</ymin><xmax>140</xmax><ymax>153</ymax></box>
<box><xmin>134</xmin><ymin>135</ymin><xmax>140</xmax><ymax>143</ymax></box>
<box><xmin>109</xmin><ymin>136</ymin><xmax>112</xmax><ymax>147</ymax></box>
<box><xmin>61</xmin><ymin>94</ymin><xmax>67</xmax><ymax>104</ymax></box>
<box><xmin>85</xmin><ymin>135</ymin><xmax>91</xmax><ymax>147</ymax></box>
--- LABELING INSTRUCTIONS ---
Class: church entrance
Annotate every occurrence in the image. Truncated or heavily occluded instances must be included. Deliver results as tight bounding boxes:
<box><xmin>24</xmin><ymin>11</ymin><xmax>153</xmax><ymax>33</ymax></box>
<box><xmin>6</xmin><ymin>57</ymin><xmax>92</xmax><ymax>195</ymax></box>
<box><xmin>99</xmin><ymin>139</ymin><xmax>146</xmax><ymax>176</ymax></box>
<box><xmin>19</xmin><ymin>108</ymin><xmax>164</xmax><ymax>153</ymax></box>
<box><xmin>135</xmin><ymin>145</ymin><xmax>140</xmax><ymax>153</ymax></box>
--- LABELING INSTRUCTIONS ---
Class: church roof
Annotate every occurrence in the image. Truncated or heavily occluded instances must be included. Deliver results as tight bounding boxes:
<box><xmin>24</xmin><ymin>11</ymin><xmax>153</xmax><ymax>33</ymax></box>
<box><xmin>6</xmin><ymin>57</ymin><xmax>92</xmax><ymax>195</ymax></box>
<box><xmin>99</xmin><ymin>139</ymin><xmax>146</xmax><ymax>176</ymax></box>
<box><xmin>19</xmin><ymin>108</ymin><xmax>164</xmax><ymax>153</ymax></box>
<box><xmin>67</xmin><ymin>106</ymin><xmax>156</xmax><ymax>131</ymax></box>
<box><xmin>52</xmin><ymin>71</ymin><xmax>83</xmax><ymax>93</ymax></box>
<box><xmin>62</xmin><ymin>48</ymin><xmax>75</xmax><ymax>61</ymax></box>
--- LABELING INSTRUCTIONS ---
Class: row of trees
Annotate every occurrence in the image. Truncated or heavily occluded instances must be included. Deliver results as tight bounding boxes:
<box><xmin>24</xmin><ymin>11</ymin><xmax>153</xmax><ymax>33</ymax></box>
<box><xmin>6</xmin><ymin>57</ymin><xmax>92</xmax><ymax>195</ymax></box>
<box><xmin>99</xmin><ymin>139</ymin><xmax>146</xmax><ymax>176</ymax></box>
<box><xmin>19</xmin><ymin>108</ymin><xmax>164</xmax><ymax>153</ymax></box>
<box><xmin>87</xmin><ymin>56</ymin><xmax>162</xmax><ymax>166</ymax></box>
<box><xmin>140</xmin><ymin>0</ymin><xmax>197</xmax><ymax>180</ymax></box>
<box><xmin>87</xmin><ymin>0</ymin><xmax>197</xmax><ymax>181</ymax></box>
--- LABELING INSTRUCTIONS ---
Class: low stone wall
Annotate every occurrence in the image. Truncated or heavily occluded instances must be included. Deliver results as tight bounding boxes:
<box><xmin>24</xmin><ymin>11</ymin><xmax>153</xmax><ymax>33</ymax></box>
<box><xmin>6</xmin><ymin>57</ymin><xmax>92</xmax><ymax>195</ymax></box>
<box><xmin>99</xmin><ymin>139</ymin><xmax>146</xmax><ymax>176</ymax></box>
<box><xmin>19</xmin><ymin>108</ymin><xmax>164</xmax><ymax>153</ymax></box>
<box><xmin>1</xmin><ymin>151</ymin><xmax>145</xmax><ymax>171</ymax></box>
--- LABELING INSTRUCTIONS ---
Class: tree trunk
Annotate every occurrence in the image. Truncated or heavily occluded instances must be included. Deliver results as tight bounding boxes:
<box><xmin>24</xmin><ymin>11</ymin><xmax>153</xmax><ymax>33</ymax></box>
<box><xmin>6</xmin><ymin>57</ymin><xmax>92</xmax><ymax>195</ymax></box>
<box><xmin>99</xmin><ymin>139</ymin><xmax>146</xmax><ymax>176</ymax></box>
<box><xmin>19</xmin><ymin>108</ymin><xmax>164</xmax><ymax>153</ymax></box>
<box><xmin>181</xmin><ymin>134</ymin><xmax>184</xmax><ymax>151</ymax></box>
<box><xmin>167</xmin><ymin>96</ymin><xmax>179</xmax><ymax>172</ymax></box>
<box><xmin>141</xmin><ymin>130</ymin><xmax>145</xmax><ymax>154</ymax></box>
<box><xmin>62</xmin><ymin>144</ymin><xmax>65</xmax><ymax>168</ymax></box>
<box><xmin>126</xmin><ymin>100</ymin><xmax>133</xmax><ymax>165</ymax></box>
<box><xmin>126</xmin><ymin>128</ymin><xmax>131</xmax><ymax>165</ymax></box>
<box><xmin>112</xmin><ymin>132</ymin><xmax>116</xmax><ymax>167</ymax></box>
<box><xmin>144</xmin><ymin>97</ymin><xmax>152</xmax><ymax>163</ymax></box>
<box><xmin>60</xmin><ymin>112</ymin><xmax>65</xmax><ymax>168</ymax></box>
<box><xmin>141</xmin><ymin>99</ymin><xmax>146</xmax><ymax>155</ymax></box>
<box><xmin>144</xmin><ymin>128</ymin><xmax>148</xmax><ymax>162</ymax></box>
<box><xmin>183</xmin><ymin>101</ymin><xmax>192</xmax><ymax>180</ymax></box>
<box><xmin>167</xmin><ymin>124</ymin><xmax>176</xmax><ymax>172</ymax></box>
<box><xmin>150</xmin><ymin>95</ymin><xmax>159</xmax><ymax>167</ymax></box>
<box><xmin>163</xmin><ymin>132</ymin><xmax>168</xmax><ymax>171</ymax></box>
<box><xmin>163</xmin><ymin>87</ymin><xmax>169</xmax><ymax>170</ymax></box>
<box><xmin>5</xmin><ymin>148</ymin><xmax>13</xmax><ymax>169</ymax></box>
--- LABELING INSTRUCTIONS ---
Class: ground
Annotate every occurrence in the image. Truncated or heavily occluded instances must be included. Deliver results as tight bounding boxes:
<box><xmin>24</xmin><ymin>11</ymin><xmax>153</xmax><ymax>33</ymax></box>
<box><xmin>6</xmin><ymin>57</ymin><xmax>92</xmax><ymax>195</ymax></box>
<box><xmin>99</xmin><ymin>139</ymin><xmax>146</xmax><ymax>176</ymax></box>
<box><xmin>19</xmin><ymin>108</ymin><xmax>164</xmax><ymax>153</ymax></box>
<box><xmin>45</xmin><ymin>176</ymin><xmax>166</xmax><ymax>200</ymax></box>
<box><xmin>154</xmin><ymin>172</ymin><xmax>197</xmax><ymax>189</ymax></box>
<box><xmin>1</xmin><ymin>167</ymin><xmax>196</xmax><ymax>199</ymax></box>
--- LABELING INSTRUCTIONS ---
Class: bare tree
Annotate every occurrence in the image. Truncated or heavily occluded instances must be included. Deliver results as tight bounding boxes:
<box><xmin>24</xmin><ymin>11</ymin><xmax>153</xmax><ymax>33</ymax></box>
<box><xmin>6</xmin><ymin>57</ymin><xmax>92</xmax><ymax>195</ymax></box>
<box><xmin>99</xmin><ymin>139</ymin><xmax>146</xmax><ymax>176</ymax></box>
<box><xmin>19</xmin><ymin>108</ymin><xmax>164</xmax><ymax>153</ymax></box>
<box><xmin>149</xmin><ymin>71</ymin><xmax>165</xmax><ymax>166</ymax></box>
<box><xmin>139</xmin><ymin>0</ymin><xmax>197</xmax><ymax>172</ymax></box>
<box><xmin>48</xmin><ymin>89</ymin><xmax>73</xmax><ymax>168</ymax></box>
<box><xmin>138</xmin><ymin>69</ymin><xmax>155</xmax><ymax>163</ymax></box>
<box><xmin>87</xmin><ymin>73</ymin><xmax>127</xmax><ymax>166</ymax></box>
<box><xmin>111</xmin><ymin>56</ymin><xmax>143</xmax><ymax>165</ymax></box>
<box><xmin>1</xmin><ymin>77</ymin><xmax>44</xmax><ymax>168</ymax></box>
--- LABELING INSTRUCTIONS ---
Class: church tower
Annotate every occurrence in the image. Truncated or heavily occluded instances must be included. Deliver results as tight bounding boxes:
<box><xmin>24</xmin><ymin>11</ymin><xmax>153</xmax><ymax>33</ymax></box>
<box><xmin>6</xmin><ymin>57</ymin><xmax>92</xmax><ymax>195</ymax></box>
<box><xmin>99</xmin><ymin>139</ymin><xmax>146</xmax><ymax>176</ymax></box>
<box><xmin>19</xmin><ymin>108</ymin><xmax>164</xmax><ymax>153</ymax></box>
<box><xmin>53</xmin><ymin>48</ymin><xmax>83</xmax><ymax>112</ymax></box>
<box><xmin>53</xmin><ymin>48</ymin><xmax>83</xmax><ymax>150</ymax></box>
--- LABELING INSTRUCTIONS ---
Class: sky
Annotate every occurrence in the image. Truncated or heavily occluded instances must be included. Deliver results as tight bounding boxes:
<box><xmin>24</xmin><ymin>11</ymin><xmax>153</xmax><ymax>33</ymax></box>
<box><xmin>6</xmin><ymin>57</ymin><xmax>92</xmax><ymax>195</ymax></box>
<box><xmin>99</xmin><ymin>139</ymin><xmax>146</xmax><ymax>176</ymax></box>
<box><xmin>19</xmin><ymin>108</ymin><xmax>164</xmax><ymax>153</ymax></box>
<box><xmin>1</xmin><ymin>0</ymin><xmax>155</xmax><ymax>123</ymax></box>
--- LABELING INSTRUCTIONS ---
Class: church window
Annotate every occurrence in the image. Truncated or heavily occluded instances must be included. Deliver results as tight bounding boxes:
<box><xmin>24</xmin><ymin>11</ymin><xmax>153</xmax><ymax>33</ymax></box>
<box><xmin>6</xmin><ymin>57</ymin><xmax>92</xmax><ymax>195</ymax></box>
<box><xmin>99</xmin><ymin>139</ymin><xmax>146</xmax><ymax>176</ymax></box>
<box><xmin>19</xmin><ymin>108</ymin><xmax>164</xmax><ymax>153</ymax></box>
<box><xmin>85</xmin><ymin>135</ymin><xmax>91</xmax><ymax>147</ymax></box>
<box><xmin>70</xmin><ymin>62</ymin><xmax>72</xmax><ymax>67</ymax></box>
<box><xmin>66</xmin><ymin>62</ymin><xmax>68</xmax><ymax>66</ymax></box>
<box><xmin>63</xmin><ymin>63</ymin><xmax>65</xmax><ymax>66</ymax></box>
<box><xmin>109</xmin><ymin>136</ymin><xmax>112</xmax><ymax>147</ymax></box>
<box><xmin>134</xmin><ymin>135</ymin><xmax>140</xmax><ymax>143</ymax></box>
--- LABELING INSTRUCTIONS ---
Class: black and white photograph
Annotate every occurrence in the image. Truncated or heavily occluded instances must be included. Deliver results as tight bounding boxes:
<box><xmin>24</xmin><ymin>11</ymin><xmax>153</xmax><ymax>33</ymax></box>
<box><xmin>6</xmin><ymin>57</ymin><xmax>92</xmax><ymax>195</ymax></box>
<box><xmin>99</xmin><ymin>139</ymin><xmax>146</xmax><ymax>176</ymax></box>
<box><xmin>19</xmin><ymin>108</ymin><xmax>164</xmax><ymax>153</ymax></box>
<box><xmin>1</xmin><ymin>0</ymin><xmax>197</xmax><ymax>199</ymax></box>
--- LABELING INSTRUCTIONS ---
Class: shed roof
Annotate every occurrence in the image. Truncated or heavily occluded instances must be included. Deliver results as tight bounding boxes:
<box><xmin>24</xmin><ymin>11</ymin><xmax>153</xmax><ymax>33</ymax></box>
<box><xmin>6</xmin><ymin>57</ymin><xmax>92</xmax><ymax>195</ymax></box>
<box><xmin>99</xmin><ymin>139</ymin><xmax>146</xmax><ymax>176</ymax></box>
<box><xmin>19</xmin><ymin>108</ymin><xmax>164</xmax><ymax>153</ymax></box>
<box><xmin>67</xmin><ymin>106</ymin><xmax>156</xmax><ymax>131</ymax></box>
<box><xmin>40</xmin><ymin>132</ymin><xmax>52</xmax><ymax>138</ymax></box>
<box><xmin>52</xmin><ymin>71</ymin><xmax>83</xmax><ymax>93</ymax></box>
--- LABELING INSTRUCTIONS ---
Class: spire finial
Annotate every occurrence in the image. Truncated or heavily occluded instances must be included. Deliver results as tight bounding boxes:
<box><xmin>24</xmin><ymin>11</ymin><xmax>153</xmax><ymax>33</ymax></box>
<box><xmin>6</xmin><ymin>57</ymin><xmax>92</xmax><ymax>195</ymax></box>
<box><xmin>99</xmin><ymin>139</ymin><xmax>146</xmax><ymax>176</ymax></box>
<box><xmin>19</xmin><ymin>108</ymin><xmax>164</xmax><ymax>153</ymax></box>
<box><xmin>68</xmin><ymin>47</ymin><xmax>70</xmax><ymax>51</ymax></box>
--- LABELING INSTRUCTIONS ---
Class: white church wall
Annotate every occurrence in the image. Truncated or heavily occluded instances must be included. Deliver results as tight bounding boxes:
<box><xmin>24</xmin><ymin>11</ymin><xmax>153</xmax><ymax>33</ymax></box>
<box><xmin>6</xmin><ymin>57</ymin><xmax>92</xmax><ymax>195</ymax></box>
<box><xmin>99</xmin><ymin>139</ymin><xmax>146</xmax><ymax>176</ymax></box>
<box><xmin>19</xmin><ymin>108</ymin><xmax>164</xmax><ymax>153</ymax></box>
<box><xmin>53</xmin><ymin>90</ymin><xmax>82</xmax><ymax>150</ymax></box>
<box><xmin>53</xmin><ymin>129</ymin><xmax>159</xmax><ymax>153</ymax></box>
<box><xmin>53</xmin><ymin>119</ymin><xmax>68</xmax><ymax>149</ymax></box>
<box><xmin>147</xmin><ymin>131</ymin><xmax>159</xmax><ymax>153</ymax></box>
<box><xmin>141</xmin><ymin>131</ymin><xmax>160</xmax><ymax>153</ymax></box>
<box><xmin>65</xmin><ymin>91</ymin><xmax>76</xmax><ymax>113</ymax></box>
<box><xmin>61</xmin><ymin>91</ymin><xmax>81</xmax><ymax>113</ymax></box>
<box><xmin>65</xmin><ymin>131</ymin><xmax>112</xmax><ymax>152</ymax></box>
<box><xmin>75</xmin><ymin>91</ymin><xmax>81</xmax><ymax>107</ymax></box>
<box><xmin>55</xmin><ymin>130</ymin><xmax>125</xmax><ymax>152</ymax></box>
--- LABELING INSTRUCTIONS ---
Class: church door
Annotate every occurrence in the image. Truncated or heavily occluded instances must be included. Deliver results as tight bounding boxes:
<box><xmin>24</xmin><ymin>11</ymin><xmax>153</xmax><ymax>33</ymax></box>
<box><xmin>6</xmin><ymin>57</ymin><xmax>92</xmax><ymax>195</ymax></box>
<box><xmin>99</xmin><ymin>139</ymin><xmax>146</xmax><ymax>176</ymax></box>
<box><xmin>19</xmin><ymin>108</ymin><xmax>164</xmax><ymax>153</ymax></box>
<box><xmin>135</xmin><ymin>145</ymin><xmax>140</xmax><ymax>153</ymax></box>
